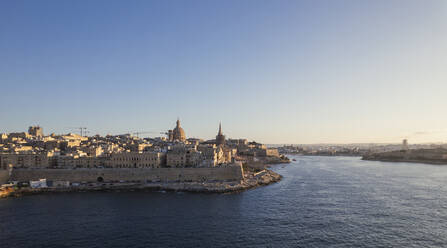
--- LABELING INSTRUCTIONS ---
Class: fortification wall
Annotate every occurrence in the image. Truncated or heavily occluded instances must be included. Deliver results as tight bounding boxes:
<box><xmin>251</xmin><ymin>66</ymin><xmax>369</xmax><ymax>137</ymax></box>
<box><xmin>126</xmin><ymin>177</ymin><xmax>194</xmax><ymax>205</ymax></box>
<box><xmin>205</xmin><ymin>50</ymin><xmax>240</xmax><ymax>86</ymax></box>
<box><xmin>0</xmin><ymin>170</ymin><xmax>9</xmax><ymax>184</ymax></box>
<box><xmin>9</xmin><ymin>165</ymin><xmax>243</xmax><ymax>183</ymax></box>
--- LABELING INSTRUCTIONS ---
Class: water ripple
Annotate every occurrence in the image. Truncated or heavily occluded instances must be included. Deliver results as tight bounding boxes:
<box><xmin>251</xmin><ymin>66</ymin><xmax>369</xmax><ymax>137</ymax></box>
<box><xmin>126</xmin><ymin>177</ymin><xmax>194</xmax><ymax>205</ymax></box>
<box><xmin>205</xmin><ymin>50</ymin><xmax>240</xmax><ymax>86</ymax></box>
<box><xmin>2</xmin><ymin>156</ymin><xmax>447</xmax><ymax>247</ymax></box>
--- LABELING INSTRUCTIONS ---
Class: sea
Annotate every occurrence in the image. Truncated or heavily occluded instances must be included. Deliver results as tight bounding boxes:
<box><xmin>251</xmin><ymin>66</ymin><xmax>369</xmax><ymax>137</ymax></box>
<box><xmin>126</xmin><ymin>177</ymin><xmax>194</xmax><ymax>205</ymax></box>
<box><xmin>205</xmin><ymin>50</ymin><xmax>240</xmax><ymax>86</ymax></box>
<box><xmin>2</xmin><ymin>155</ymin><xmax>447</xmax><ymax>248</ymax></box>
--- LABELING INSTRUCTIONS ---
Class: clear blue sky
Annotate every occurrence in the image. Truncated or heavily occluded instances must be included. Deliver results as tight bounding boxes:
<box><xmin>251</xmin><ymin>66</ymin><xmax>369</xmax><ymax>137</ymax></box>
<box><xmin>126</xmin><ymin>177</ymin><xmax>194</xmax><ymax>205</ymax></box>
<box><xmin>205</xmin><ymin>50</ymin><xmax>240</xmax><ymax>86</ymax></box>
<box><xmin>1</xmin><ymin>0</ymin><xmax>446</xmax><ymax>144</ymax></box>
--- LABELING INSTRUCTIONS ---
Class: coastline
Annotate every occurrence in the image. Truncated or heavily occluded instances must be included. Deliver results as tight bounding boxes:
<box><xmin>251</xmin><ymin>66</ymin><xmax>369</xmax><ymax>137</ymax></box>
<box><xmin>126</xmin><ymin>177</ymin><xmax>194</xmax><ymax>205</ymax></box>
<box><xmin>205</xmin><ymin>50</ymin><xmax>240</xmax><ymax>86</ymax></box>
<box><xmin>362</xmin><ymin>148</ymin><xmax>447</xmax><ymax>166</ymax></box>
<box><xmin>362</xmin><ymin>157</ymin><xmax>447</xmax><ymax>165</ymax></box>
<box><xmin>1</xmin><ymin>167</ymin><xmax>283</xmax><ymax>198</ymax></box>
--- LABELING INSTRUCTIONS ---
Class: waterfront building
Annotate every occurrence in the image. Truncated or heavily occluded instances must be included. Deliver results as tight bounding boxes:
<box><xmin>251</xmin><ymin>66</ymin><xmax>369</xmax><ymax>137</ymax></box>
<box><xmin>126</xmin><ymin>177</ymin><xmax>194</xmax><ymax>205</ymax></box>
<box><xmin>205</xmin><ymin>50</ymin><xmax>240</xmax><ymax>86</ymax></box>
<box><xmin>0</xmin><ymin>153</ymin><xmax>51</xmax><ymax>169</ymax></box>
<box><xmin>108</xmin><ymin>152</ymin><xmax>165</xmax><ymax>168</ymax></box>
<box><xmin>166</xmin><ymin>145</ymin><xmax>201</xmax><ymax>167</ymax></box>
<box><xmin>197</xmin><ymin>145</ymin><xmax>218</xmax><ymax>166</ymax></box>
<box><xmin>197</xmin><ymin>144</ymin><xmax>232</xmax><ymax>166</ymax></box>
<box><xmin>56</xmin><ymin>155</ymin><xmax>103</xmax><ymax>168</ymax></box>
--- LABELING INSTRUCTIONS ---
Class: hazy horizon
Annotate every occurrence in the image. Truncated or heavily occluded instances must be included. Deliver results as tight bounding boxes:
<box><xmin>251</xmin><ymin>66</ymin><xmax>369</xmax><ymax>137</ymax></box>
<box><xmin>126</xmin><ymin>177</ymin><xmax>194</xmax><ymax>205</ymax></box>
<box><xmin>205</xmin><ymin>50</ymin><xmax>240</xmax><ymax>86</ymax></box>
<box><xmin>1</xmin><ymin>0</ymin><xmax>446</xmax><ymax>144</ymax></box>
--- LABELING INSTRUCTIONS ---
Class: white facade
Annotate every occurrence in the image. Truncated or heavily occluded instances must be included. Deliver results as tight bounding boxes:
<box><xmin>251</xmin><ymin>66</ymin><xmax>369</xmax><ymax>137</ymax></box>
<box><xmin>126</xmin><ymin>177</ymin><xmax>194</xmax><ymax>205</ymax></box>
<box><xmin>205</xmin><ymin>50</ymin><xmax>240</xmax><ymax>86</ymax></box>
<box><xmin>30</xmin><ymin>179</ymin><xmax>47</xmax><ymax>188</ymax></box>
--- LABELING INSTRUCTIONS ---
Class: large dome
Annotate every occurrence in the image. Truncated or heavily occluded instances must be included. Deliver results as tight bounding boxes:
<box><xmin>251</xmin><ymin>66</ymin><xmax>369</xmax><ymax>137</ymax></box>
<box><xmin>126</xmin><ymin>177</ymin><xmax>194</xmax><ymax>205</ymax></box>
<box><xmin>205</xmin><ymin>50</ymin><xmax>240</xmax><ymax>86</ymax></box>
<box><xmin>172</xmin><ymin>119</ymin><xmax>186</xmax><ymax>141</ymax></box>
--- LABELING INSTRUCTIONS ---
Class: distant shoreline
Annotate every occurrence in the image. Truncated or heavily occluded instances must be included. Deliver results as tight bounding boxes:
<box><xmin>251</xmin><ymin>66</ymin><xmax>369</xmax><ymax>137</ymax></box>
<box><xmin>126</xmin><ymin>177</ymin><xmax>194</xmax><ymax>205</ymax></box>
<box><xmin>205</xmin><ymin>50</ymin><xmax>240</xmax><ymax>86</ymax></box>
<box><xmin>362</xmin><ymin>148</ymin><xmax>447</xmax><ymax>166</ymax></box>
<box><xmin>283</xmin><ymin>153</ymin><xmax>361</xmax><ymax>157</ymax></box>
<box><xmin>362</xmin><ymin>157</ymin><xmax>447</xmax><ymax>165</ymax></box>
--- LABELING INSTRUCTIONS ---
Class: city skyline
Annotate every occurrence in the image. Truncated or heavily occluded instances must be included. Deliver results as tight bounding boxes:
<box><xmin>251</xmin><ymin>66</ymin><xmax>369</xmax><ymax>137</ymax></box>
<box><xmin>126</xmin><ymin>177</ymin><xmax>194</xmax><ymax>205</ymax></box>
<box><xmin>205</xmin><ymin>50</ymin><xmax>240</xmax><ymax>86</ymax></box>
<box><xmin>1</xmin><ymin>0</ymin><xmax>446</xmax><ymax>144</ymax></box>
<box><xmin>3</xmin><ymin>121</ymin><xmax>447</xmax><ymax>146</ymax></box>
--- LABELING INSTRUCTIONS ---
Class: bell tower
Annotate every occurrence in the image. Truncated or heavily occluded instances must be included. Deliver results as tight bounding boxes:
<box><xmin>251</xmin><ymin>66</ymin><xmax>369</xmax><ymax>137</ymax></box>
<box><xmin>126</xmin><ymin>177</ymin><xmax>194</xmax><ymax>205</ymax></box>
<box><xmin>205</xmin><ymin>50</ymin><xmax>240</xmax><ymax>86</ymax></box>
<box><xmin>216</xmin><ymin>122</ymin><xmax>225</xmax><ymax>146</ymax></box>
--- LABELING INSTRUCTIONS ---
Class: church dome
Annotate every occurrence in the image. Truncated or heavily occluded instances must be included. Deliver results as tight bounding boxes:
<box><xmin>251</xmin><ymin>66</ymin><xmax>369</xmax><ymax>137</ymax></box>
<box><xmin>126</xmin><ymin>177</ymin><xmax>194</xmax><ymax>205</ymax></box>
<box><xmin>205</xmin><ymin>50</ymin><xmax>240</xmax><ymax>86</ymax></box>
<box><xmin>172</xmin><ymin>119</ymin><xmax>186</xmax><ymax>141</ymax></box>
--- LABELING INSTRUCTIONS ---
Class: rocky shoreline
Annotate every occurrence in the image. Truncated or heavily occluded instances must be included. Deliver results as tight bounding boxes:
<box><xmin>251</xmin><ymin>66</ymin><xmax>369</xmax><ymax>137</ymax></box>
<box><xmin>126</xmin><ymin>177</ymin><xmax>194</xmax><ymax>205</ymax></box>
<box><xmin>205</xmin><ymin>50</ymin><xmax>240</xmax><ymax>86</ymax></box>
<box><xmin>1</xmin><ymin>169</ymin><xmax>283</xmax><ymax>198</ymax></box>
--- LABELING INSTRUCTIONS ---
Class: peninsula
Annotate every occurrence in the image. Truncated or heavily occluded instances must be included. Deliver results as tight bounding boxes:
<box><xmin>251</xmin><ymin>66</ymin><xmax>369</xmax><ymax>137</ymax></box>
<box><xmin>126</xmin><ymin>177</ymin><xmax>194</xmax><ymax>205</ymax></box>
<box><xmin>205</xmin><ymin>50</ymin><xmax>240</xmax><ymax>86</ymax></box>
<box><xmin>362</xmin><ymin>148</ymin><xmax>447</xmax><ymax>165</ymax></box>
<box><xmin>0</xmin><ymin>120</ymin><xmax>289</xmax><ymax>198</ymax></box>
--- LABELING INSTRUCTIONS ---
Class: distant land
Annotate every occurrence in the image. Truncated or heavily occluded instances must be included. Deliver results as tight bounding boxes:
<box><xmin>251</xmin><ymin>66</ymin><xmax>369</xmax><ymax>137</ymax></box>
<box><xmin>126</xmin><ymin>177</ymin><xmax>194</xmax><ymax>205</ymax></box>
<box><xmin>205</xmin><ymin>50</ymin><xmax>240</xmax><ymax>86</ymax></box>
<box><xmin>363</xmin><ymin>148</ymin><xmax>447</xmax><ymax>165</ymax></box>
<box><xmin>271</xmin><ymin>142</ymin><xmax>447</xmax><ymax>160</ymax></box>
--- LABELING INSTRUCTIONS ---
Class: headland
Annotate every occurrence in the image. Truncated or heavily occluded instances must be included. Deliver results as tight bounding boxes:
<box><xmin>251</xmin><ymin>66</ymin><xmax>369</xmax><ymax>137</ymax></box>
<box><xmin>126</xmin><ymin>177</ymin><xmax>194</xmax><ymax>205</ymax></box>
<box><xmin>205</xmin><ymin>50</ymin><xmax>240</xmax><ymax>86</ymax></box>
<box><xmin>1</xmin><ymin>120</ymin><xmax>289</xmax><ymax>198</ymax></box>
<box><xmin>362</xmin><ymin>148</ymin><xmax>447</xmax><ymax>165</ymax></box>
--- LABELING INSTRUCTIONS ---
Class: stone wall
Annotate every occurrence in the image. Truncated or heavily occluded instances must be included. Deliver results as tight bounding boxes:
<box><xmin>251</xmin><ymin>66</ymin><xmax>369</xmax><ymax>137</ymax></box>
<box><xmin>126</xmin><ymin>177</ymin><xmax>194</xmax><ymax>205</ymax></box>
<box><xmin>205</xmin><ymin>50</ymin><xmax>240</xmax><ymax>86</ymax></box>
<box><xmin>9</xmin><ymin>165</ymin><xmax>244</xmax><ymax>183</ymax></box>
<box><xmin>0</xmin><ymin>170</ymin><xmax>9</xmax><ymax>184</ymax></box>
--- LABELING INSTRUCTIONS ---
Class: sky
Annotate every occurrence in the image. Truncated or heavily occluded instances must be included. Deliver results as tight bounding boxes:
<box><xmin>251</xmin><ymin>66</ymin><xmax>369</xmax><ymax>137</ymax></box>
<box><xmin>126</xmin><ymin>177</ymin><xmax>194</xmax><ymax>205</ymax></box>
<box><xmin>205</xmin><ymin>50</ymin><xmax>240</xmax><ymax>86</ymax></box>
<box><xmin>0</xmin><ymin>0</ymin><xmax>446</xmax><ymax>144</ymax></box>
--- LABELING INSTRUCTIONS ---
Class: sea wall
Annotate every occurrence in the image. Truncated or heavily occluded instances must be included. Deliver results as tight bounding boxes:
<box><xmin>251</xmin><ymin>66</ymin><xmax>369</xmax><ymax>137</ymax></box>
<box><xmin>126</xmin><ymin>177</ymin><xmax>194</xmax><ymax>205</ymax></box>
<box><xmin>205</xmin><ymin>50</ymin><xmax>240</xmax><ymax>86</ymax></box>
<box><xmin>9</xmin><ymin>165</ymin><xmax>244</xmax><ymax>183</ymax></box>
<box><xmin>0</xmin><ymin>170</ymin><xmax>9</xmax><ymax>184</ymax></box>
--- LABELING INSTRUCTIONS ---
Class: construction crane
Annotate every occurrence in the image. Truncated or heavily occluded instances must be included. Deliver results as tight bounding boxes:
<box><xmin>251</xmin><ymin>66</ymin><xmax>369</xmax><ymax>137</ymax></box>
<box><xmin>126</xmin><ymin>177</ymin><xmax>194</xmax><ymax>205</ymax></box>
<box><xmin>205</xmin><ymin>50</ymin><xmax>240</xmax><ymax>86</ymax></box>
<box><xmin>132</xmin><ymin>131</ymin><xmax>166</xmax><ymax>138</ymax></box>
<box><xmin>67</xmin><ymin>127</ymin><xmax>88</xmax><ymax>137</ymax></box>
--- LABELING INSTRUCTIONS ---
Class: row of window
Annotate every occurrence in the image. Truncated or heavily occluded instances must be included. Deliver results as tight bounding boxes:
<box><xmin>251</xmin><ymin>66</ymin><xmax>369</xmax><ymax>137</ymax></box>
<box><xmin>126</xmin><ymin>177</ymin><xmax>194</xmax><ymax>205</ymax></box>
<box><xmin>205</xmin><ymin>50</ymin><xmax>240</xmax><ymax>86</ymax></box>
<box><xmin>113</xmin><ymin>157</ymin><xmax>159</xmax><ymax>161</ymax></box>
<box><xmin>114</xmin><ymin>164</ymin><xmax>160</xmax><ymax>168</ymax></box>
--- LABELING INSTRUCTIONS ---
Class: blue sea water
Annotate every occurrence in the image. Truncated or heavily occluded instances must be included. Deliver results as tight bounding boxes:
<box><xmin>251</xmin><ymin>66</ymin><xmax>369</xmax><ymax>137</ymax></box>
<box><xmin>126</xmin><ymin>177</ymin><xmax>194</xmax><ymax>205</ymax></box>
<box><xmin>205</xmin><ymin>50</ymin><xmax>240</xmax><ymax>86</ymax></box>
<box><xmin>2</xmin><ymin>156</ymin><xmax>447</xmax><ymax>248</ymax></box>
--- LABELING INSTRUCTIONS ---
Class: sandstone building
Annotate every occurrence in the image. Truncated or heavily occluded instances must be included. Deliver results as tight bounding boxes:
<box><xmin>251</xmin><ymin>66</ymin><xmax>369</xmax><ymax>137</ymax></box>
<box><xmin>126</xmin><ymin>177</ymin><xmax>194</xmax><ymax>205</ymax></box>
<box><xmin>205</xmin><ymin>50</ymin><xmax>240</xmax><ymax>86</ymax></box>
<box><xmin>107</xmin><ymin>152</ymin><xmax>164</xmax><ymax>168</ymax></box>
<box><xmin>168</xmin><ymin>119</ymin><xmax>186</xmax><ymax>142</ymax></box>
<box><xmin>28</xmin><ymin>126</ymin><xmax>44</xmax><ymax>137</ymax></box>
<box><xmin>0</xmin><ymin>122</ymin><xmax>278</xmax><ymax>171</ymax></box>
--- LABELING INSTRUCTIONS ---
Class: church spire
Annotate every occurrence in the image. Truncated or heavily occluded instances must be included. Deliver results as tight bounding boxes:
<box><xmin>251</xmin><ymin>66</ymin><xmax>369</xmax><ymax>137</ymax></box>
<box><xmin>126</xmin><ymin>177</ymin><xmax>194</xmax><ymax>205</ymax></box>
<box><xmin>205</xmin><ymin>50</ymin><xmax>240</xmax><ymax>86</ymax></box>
<box><xmin>216</xmin><ymin>122</ymin><xmax>225</xmax><ymax>146</ymax></box>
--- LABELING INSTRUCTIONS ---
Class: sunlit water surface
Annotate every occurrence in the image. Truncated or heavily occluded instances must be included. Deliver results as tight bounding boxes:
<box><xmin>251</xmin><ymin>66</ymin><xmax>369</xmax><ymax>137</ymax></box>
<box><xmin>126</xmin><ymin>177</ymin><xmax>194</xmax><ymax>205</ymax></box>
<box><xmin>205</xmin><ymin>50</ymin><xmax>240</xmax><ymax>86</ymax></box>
<box><xmin>2</xmin><ymin>156</ymin><xmax>447</xmax><ymax>247</ymax></box>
